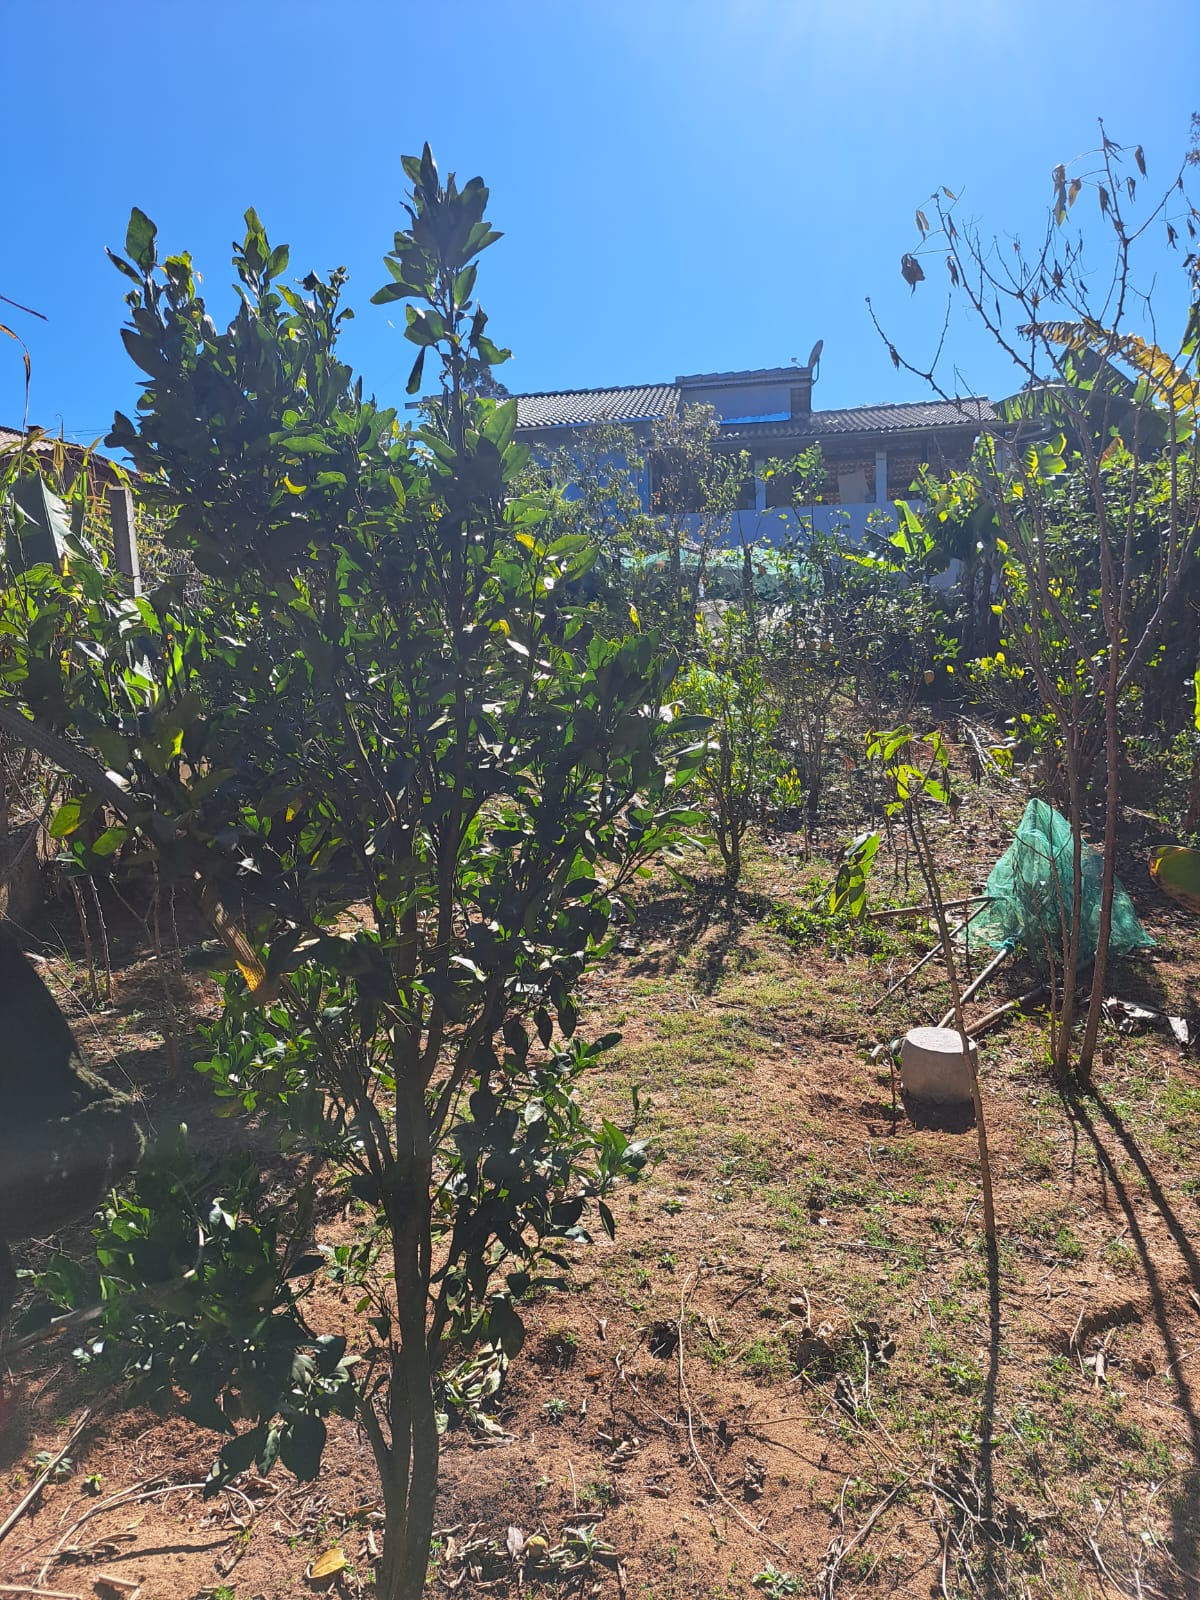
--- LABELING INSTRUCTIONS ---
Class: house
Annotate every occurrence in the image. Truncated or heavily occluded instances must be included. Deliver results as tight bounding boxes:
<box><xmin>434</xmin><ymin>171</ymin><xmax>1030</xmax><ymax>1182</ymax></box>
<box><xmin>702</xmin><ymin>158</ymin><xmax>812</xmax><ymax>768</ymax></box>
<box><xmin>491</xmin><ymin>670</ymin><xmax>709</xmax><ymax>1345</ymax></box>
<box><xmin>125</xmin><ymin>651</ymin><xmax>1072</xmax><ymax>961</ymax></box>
<box><xmin>0</xmin><ymin>426</ymin><xmax>128</xmax><ymax>499</ymax></box>
<box><xmin>513</xmin><ymin>354</ymin><xmax>996</xmax><ymax>545</ymax></box>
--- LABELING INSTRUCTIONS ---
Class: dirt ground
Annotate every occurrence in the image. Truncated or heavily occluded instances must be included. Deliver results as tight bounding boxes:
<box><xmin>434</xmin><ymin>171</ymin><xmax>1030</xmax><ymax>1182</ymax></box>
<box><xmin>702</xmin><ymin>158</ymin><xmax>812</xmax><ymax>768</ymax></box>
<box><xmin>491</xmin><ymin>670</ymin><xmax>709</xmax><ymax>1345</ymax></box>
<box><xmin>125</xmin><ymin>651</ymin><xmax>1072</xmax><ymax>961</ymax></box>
<box><xmin>3</xmin><ymin>731</ymin><xmax>1200</xmax><ymax>1600</ymax></box>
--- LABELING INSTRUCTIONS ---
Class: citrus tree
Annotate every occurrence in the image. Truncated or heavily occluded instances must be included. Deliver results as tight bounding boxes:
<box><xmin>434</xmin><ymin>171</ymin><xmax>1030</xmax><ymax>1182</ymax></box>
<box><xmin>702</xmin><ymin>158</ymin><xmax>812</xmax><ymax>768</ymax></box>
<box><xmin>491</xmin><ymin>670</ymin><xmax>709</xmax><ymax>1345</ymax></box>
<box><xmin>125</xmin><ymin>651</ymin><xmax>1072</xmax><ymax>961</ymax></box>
<box><xmin>0</xmin><ymin>148</ymin><xmax>703</xmax><ymax>1600</ymax></box>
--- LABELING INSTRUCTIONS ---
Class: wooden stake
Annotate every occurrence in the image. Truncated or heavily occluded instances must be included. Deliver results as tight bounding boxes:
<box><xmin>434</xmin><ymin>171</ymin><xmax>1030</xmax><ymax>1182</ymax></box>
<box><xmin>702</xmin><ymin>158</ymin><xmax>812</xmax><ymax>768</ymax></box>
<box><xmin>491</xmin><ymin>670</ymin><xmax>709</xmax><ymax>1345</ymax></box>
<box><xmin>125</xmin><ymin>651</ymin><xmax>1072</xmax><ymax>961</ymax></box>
<box><xmin>109</xmin><ymin>487</ymin><xmax>141</xmax><ymax>594</ymax></box>
<box><xmin>938</xmin><ymin>946</ymin><xmax>1010</xmax><ymax>1029</ymax></box>
<box><xmin>881</xmin><ymin>900</ymin><xmax>992</xmax><ymax>999</ymax></box>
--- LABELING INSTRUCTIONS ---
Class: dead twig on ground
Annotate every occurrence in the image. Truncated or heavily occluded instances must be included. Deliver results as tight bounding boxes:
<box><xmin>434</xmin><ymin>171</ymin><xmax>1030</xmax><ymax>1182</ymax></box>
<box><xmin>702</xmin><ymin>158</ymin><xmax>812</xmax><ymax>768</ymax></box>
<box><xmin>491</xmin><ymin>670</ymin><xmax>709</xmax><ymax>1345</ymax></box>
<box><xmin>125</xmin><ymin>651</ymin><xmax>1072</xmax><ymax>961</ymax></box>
<box><xmin>0</xmin><ymin>1409</ymin><xmax>95</xmax><ymax>1548</ymax></box>
<box><xmin>938</xmin><ymin>946</ymin><xmax>1010</xmax><ymax>1028</ymax></box>
<box><xmin>675</xmin><ymin>1269</ymin><xmax>790</xmax><ymax>1561</ymax></box>
<box><xmin>818</xmin><ymin>1476</ymin><xmax>910</xmax><ymax>1600</ymax></box>
<box><xmin>0</xmin><ymin>1586</ymin><xmax>86</xmax><ymax>1599</ymax></box>
<box><xmin>35</xmin><ymin>1481</ymin><xmax>254</xmax><ymax>1586</ymax></box>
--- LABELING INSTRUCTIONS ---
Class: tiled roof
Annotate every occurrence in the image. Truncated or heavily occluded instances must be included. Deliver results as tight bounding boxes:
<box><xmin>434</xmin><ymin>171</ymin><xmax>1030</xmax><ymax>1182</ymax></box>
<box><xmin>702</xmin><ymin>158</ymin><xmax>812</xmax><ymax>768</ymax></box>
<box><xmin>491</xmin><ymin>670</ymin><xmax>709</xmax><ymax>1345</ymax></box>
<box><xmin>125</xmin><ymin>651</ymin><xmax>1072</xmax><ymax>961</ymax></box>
<box><xmin>515</xmin><ymin>384</ymin><xmax>676</xmax><ymax>430</ymax></box>
<box><xmin>0</xmin><ymin>426</ymin><xmax>128</xmax><ymax>484</ymax></box>
<box><xmin>514</xmin><ymin>385</ymin><xmax>994</xmax><ymax>438</ymax></box>
<box><xmin>677</xmin><ymin>364</ymin><xmax>811</xmax><ymax>386</ymax></box>
<box><xmin>719</xmin><ymin>398</ymin><xmax>996</xmax><ymax>440</ymax></box>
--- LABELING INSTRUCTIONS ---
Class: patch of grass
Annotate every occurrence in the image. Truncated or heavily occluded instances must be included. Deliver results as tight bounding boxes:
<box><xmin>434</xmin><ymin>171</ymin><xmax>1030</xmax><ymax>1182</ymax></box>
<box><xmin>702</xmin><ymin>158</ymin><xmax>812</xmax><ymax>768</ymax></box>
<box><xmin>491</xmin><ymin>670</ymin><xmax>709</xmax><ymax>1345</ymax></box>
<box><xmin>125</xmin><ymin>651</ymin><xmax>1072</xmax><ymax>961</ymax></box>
<box><xmin>741</xmin><ymin>1335</ymin><xmax>790</xmax><ymax>1381</ymax></box>
<box><xmin>764</xmin><ymin>895</ymin><xmax>902</xmax><ymax>961</ymax></box>
<box><xmin>1053</xmin><ymin>1223</ymin><xmax>1085</xmax><ymax>1262</ymax></box>
<box><xmin>1101</xmin><ymin>1236</ymin><xmax>1139</xmax><ymax>1275</ymax></box>
<box><xmin>578</xmin><ymin>1476</ymin><xmax>617</xmax><ymax>1510</ymax></box>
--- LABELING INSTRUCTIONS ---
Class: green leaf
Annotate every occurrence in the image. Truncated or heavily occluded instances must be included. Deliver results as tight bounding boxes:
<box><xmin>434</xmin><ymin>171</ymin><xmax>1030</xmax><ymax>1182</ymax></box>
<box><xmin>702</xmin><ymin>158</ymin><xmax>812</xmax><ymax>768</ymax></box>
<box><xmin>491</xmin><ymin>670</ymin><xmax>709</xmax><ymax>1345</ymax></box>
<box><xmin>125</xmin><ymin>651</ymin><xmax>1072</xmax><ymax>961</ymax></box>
<box><xmin>48</xmin><ymin>798</ymin><xmax>84</xmax><ymax>839</ymax></box>
<box><xmin>10</xmin><ymin>473</ymin><xmax>71</xmax><ymax>568</ymax></box>
<box><xmin>125</xmin><ymin>207</ymin><xmax>157</xmax><ymax>272</ymax></box>
<box><xmin>279</xmin><ymin>1414</ymin><xmax>327</xmax><ymax>1479</ymax></box>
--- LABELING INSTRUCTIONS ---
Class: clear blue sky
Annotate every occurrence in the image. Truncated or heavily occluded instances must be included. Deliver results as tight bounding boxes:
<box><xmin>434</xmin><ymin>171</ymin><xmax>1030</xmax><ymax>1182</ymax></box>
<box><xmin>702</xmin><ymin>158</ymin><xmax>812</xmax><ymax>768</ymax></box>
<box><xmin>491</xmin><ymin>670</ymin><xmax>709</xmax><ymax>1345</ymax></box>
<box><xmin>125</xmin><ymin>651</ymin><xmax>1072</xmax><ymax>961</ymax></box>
<box><xmin>2</xmin><ymin>0</ymin><xmax>1197</xmax><ymax>442</ymax></box>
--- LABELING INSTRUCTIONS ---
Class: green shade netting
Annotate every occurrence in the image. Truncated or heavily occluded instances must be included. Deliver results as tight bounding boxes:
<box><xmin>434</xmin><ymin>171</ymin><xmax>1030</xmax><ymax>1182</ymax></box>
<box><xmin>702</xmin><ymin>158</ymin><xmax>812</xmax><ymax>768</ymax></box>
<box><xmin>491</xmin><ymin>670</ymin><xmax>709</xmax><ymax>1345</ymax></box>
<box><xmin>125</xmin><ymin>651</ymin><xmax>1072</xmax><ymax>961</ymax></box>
<box><xmin>972</xmin><ymin>799</ymin><xmax>1155</xmax><ymax>973</ymax></box>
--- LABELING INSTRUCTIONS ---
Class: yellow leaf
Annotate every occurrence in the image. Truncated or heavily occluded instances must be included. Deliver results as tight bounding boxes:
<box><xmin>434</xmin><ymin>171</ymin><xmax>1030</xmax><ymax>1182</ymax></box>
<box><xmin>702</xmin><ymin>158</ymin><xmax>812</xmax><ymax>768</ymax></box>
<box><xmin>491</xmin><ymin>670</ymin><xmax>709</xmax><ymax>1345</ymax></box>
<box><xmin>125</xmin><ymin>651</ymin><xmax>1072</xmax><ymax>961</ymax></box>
<box><xmin>629</xmin><ymin>603</ymin><xmax>640</xmax><ymax>629</ymax></box>
<box><xmin>309</xmin><ymin>1547</ymin><xmax>348</xmax><ymax>1579</ymax></box>
<box><xmin>1150</xmin><ymin>846</ymin><xmax>1200</xmax><ymax>915</ymax></box>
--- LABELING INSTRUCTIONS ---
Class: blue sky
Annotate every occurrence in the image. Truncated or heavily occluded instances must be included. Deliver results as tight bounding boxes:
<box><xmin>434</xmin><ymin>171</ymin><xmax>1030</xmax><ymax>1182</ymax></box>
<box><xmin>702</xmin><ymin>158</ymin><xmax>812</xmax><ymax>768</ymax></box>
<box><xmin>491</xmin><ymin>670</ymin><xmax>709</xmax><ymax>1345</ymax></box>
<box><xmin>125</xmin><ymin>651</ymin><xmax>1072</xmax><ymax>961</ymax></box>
<box><xmin>1</xmin><ymin>0</ymin><xmax>1197</xmax><ymax>442</ymax></box>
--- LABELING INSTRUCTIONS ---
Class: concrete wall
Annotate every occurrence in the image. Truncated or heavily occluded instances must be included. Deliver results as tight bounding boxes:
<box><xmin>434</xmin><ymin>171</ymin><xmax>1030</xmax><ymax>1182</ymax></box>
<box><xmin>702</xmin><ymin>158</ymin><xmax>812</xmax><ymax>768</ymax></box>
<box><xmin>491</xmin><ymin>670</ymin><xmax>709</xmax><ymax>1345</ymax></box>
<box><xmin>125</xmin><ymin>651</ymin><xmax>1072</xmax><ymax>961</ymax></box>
<box><xmin>679</xmin><ymin>381</ymin><xmax>793</xmax><ymax>423</ymax></box>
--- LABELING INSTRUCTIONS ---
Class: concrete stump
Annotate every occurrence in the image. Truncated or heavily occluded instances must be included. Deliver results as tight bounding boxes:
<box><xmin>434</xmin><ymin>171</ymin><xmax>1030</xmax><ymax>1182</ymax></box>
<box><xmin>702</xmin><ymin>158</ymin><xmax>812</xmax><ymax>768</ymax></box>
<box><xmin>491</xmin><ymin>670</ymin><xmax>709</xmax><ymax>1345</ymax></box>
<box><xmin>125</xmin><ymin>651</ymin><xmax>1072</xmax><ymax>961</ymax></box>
<box><xmin>899</xmin><ymin>1025</ymin><xmax>977</xmax><ymax>1105</ymax></box>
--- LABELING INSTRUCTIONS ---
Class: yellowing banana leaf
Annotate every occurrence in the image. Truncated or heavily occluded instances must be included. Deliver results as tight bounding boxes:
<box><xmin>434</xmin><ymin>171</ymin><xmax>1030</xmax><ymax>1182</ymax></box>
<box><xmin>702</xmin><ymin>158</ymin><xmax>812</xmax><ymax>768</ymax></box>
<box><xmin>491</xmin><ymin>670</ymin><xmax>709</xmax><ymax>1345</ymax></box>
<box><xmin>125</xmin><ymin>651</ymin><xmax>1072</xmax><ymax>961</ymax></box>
<box><xmin>1037</xmin><ymin>320</ymin><xmax>1200</xmax><ymax>416</ymax></box>
<box><xmin>1150</xmin><ymin>846</ymin><xmax>1200</xmax><ymax>914</ymax></box>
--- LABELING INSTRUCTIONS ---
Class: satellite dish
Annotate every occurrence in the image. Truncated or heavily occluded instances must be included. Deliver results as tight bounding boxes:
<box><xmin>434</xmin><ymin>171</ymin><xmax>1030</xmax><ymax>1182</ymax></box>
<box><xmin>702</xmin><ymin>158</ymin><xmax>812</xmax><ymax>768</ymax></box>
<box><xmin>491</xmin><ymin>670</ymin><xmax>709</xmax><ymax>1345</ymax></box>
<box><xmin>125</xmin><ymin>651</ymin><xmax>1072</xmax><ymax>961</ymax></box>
<box><xmin>807</xmin><ymin>339</ymin><xmax>824</xmax><ymax>373</ymax></box>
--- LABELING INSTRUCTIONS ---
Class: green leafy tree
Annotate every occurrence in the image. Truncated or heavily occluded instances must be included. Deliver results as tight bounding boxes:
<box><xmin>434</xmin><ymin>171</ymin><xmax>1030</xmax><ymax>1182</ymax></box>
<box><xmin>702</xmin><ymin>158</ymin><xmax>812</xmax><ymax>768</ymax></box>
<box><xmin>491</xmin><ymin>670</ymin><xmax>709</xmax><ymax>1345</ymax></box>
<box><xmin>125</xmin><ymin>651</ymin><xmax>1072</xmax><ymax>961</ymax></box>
<box><xmin>682</xmin><ymin>608</ymin><xmax>782</xmax><ymax>888</ymax></box>
<box><xmin>881</xmin><ymin>128</ymin><xmax>1200</xmax><ymax>1076</ymax></box>
<box><xmin>648</xmin><ymin>403</ymin><xmax>750</xmax><ymax>649</ymax></box>
<box><xmin>0</xmin><ymin>148</ymin><xmax>703</xmax><ymax>1600</ymax></box>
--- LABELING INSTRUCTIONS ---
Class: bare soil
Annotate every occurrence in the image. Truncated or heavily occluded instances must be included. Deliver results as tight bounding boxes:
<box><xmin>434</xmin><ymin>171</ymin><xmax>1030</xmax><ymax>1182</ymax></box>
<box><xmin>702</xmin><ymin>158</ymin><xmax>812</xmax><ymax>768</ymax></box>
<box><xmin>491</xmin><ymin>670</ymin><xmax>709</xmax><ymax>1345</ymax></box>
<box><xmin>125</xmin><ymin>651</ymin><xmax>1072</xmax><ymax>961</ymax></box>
<box><xmin>3</xmin><ymin>740</ymin><xmax>1200</xmax><ymax>1600</ymax></box>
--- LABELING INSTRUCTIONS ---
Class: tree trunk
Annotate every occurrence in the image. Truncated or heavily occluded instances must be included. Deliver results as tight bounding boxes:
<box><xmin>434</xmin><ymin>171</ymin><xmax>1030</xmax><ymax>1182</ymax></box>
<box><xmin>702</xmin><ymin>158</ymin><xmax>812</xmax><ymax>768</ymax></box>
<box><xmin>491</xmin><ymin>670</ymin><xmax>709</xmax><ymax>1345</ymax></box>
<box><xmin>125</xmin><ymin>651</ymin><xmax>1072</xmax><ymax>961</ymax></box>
<box><xmin>1077</xmin><ymin>649</ymin><xmax>1122</xmax><ymax>1077</ymax></box>
<box><xmin>376</xmin><ymin>1329</ymin><xmax>440</xmax><ymax>1600</ymax></box>
<box><xmin>375</xmin><ymin>1076</ymin><xmax>440</xmax><ymax>1600</ymax></box>
<box><xmin>1052</xmin><ymin>733</ymin><xmax>1084</xmax><ymax>1076</ymax></box>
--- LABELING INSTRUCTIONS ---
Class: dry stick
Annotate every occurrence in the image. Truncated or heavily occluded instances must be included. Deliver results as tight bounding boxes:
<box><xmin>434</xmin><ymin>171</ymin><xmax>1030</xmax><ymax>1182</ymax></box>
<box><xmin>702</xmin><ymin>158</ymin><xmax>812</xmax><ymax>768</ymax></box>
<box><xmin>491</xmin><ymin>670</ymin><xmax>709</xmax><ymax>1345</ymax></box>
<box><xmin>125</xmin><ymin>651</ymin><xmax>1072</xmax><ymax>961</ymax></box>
<box><xmin>86</xmin><ymin>875</ymin><xmax>113</xmax><ymax>1004</ymax></box>
<box><xmin>67</xmin><ymin>878</ymin><xmax>98</xmax><ymax>1008</ymax></box>
<box><xmin>967</xmin><ymin>983</ymin><xmax>1050</xmax><ymax>1041</ymax></box>
<box><xmin>674</xmin><ymin>1271</ymin><xmax>790</xmax><ymax>1562</ymax></box>
<box><xmin>2</xmin><ymin>1303</ymin><xmax>105</xmax><ymax>1359</ymax></box>
<box><xmin>820</xmin><ymin>1477</ymin><xmax>911</xmax><ymax>1600</ymax></box>
<box><xmin>937</xmin><ymin>946</ymin><xmax>1011</xmax><ymax>1030</ymax></box>
<box><xmin>882</xmin><ymin>900</ymin><xmax>993</xmax><ymax>1000</ymax></box>
<box><xmin>867</xmin><ymin>895</ymin><xmax>985</xmax><ymax>923</ymax></box>
<box><xmin>148</xmin><ymin>867</ymin><xmax>181</xmax><ymax>1078</ymax></box>
<box><xmin>0</xmin><ymin>1586</ymin><xmax>86</xmax><ymax>1600</ymax></box>
<box><xmin>36</xmin><ymin>1481</ymin><xmax>253</xmax><ymax>1586</ymax></box>
<box><xmin>0</xmin><ymin>1409</ymin><xmax>94</xmax><ymax>1547</ymax></box>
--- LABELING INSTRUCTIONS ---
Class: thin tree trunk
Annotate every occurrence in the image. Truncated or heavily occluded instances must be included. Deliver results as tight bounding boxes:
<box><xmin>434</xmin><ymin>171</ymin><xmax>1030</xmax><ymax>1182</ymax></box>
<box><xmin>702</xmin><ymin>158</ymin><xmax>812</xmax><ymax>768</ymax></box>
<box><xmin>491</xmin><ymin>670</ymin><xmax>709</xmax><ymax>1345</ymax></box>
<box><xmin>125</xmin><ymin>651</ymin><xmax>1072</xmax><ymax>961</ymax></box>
<box><xmin>1054</xmin><ymin>734</ymin><xmax>1084</xmax><ymax>1076</ymax></box>
<box><xmin>909</xmin><ymin>806</ymin><xmax>996</xmax><ymax>1246</ymax></box>
<box><xmin>1078</xmin><ymin>647</ymin><xmax>1122</xmax><ymax>1076</ymax></box>
<box><xmin>376</xmin><ymin>1074</ymin><xmax>440</xmax><ymax>1600</ymax></box>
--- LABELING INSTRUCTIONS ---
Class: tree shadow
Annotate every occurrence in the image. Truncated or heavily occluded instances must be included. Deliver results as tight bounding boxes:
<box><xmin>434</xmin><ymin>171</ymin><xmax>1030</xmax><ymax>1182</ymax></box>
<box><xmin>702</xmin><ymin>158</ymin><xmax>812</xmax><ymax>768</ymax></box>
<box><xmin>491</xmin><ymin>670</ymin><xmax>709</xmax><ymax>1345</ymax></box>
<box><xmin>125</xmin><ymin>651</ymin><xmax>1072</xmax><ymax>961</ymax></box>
<box><xmin>1059</xmin><ymin>1077</ymin><xmax>1200</xmax><ymax>1591</ymax></box>
<box><xmin>625</xmin><ymin>872</ymin><xmax>786</xmax><ymax>995</ymax></box>
<box><xmin>980</xmin><ymin>1236</ymin><xmax>1002</xmax><ymax>1600</ymax></box>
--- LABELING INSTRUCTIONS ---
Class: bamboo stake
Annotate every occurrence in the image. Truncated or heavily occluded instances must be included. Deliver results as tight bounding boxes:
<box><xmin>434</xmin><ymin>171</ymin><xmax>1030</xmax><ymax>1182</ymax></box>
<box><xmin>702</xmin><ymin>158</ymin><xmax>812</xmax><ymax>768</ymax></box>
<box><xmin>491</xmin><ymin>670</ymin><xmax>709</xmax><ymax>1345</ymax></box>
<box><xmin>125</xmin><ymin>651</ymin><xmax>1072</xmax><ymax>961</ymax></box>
<box><xmin>868</xmin><ymin>894</ymin><xmax>987</xmax><ymax>923</ymax></box>
<box><xmin>938</xmin><ymin>946</ymin><xmax>1011</xmax><ymax>1029</ymax></box>
<box><xmin>908</xmin><ymin>804</ymin><xmax>996</xmax><ymax>1247</ymax></box>
<box><xmin>967</xmin><ymin>983</ymin><xmax>1049</xmax><ymax>1040</ymax></box>
<box><xmin>881</xmin><ymin>900</ymin><xmax>993</xmax><ymax>999</ymax></box>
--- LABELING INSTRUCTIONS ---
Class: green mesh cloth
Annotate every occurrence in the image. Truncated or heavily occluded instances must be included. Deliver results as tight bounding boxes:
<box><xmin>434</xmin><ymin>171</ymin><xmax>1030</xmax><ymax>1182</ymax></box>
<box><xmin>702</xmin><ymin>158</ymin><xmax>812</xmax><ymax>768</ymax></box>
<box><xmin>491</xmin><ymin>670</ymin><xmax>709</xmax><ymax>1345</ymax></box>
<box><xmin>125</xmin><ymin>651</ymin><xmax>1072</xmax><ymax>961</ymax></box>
<box><xmin>972</xmin><ymin>799</ymin><xmax>1155</xmax><ymax>973</ymax></box>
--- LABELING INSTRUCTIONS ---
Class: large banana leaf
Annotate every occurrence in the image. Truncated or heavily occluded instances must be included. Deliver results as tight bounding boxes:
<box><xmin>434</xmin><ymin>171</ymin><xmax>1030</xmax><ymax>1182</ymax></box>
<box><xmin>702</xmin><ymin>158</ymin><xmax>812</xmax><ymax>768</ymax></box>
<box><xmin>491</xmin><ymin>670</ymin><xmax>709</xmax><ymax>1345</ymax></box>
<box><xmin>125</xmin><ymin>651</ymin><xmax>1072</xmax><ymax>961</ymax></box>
<box><xmin>1037</xmin><ymin>319</ymin><xmax>1200</xmax><ymax>417</ymax></box>
<box><xmin>1150</xmin><ymin>846</ymin><xmax>1200</xmax><ymax>915</ymax></box>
